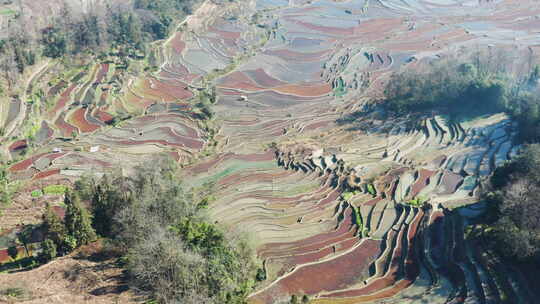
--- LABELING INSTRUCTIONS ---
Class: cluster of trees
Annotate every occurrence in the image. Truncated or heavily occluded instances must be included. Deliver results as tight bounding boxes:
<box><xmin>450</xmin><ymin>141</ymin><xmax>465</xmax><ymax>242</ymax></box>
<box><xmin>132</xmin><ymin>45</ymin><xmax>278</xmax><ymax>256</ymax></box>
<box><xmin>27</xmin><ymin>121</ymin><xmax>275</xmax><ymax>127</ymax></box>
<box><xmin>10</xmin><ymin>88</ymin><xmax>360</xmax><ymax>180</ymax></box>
<box><xmin>57</xmin><ymin>157</ymin><xmax>259</xmax><ymax>303</ymax></box>
<box><xmin>40</xmin><ymin>191</ymin><xmax>97</xmax><ymax>261</ymax></box>
<box><xmin>383</xmin><ymin>56</ymin><xmax>508</xmax><ymax>116</ymax></box>
<box><xmin>505</xmin><ymin>65</ymin><xmax>540</xmax><ymax>142</ymax></box>
<box><xmin>39</xmin><ymin>0</ymin><xmax>196</xmax><ymax>58</ymax></box>
<box><xmin>483</xmin><ymin>144</ymin><xmax>540</xmax><ymax>261</ymax></box>
<box><xmin>0</xmin><ymin>0</ymin><xmax>200</xmax><ymax>92</ymax></box>
<box><xmin>383</xmin><ymin>52</ymin><xmax>540</xmax><ymax>141</ymax></box>
<box><xmin>380</xmin><ymin>51</ymin><xmax>540</xmax><ymax>264</ymax></box>
<box><xmin>196</xmin><ymin>86</ymin><xmax>217</xmax><ymax>119</ymax></box>
<box><xmin>0</xmin><ymin>163</ymin><xmax>18</xmax><ymax>208</ymax></box>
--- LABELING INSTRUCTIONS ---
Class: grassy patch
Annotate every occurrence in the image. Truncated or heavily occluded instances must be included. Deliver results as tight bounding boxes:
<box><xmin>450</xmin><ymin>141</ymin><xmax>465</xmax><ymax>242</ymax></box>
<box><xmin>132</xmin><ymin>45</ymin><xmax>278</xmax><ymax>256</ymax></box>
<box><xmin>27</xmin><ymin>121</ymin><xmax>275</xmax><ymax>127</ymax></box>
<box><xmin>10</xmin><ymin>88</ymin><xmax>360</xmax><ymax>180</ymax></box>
<box><xmin>366</xmin><ymin>184</ymin><xmax>376</xmax><ymax>196</ymax></box>
<box><xmin>351</xmin><ymin>205</ymin><xmax>368</xmax><ymax>237</ymax></box>
<box><xmin>0</xmin><ymin>9</ymin><xmax>16</xmax><ymax>16</ymax></box>
<box><xmin>333</xmin><ymin>77</ymin><xmax>347</xmax><ymax>97</ymax></box>
<box><xmin>341</xmin><ymin>190</ymin><xmax>361</xmax><ymax>201</ymax></box>
<box><xmin>30</xmin><ymin>190</ymin><xmax>43</xmax><ymax>198</ymax></box>
<box><xmin>406</xmin><ymin>197</ymin><xmax>425</xmax><ymax>208</ymax></box>
<box><xmin>43</xmin><ymin>184</ymin><xmax>68</xmax><ymax>195</ymax></box>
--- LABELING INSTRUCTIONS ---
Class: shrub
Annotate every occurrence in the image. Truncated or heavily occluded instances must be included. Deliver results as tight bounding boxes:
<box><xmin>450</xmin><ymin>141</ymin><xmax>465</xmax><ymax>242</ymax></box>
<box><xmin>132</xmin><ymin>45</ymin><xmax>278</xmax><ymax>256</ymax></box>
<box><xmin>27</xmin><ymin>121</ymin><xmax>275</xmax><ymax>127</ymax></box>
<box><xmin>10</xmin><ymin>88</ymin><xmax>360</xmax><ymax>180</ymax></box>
<box><xmin>7</xmin><ymin>246</ymin><xmax>18</xmax><ymax>260</ymax></box>
<box><xmin>256</xmin><ymin>267</ymin><xmax>266</xmax><ymax>281</ymax></box>
<box><xmin>75</xmin><ymin>157</ymin><xmax>259</xmax><ymax>303</ymax></box>
<box><xmin>64</xmin><ymin>191</ymin><xmax>97</xmax><ymax>246</ymax></box>
<box><xmin>1</xmin><ymin>287</ymin><xmax>26</xmax><ymax>299</ymax></box>
<box><xmin>31</xmin><ymin>189</ymin><xmax>43</xmax><ymax>197</ymax></box>
<box><xmin>366</xmin><ymin>184</ymin><xmax>376</xmax><ymax>196</ymax></box>
<box><xmin>39</xmin><ymin>238</ymin><xmax>57</xmax><ymax>262</ymax></box>
<box><xmin>384</xmin><ymin>59</ymin><xmax>507</xmax><ymax>117</ymax></box>
<box><xmin>483</xmin><ymin>144</ymin><xmax>540</xmax><ymax>260</ymax></box>
<box><xmin>43</xmin><ymin>184</ymin><xmax>67</xmax><ymax>195</ymax></box>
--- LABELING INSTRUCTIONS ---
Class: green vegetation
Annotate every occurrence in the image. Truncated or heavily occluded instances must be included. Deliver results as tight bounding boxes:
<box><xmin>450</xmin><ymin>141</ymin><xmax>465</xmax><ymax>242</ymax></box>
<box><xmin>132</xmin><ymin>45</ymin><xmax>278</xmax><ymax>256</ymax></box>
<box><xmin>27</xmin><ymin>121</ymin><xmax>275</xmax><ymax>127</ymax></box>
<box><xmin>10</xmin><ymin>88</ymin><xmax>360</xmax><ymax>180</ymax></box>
<box><xmin>195</xmin><ymin>86</ymin><xmax>217</xmax><ymax>119</ymax></box>
<box><xmin>481</xmin><ymin>144</ymin><xmax>540</xmax><ymax>261</ymax></box>
<box><xmin>366</xmin><ymin>183</ymin><xmax>376</xmax><ymax>196</ymax></box>
<box><xmin>383</xmin><ymin>52</ymin><xmax>540</xmax><ymax>142</ymax></box>
<box><xmin>42</xmin><ymin>184</ymin><xmax>67</xmax><ymax>195</ymax></box>
<box><xmin>406</xmin><ymin>197</ymin><xmax>425</xmax><ymax>208</ymax></box>
<box><xmin>72</xmin><ymin>157</ymin><xmax>259</xmax><ymax>303</ymax></box>
<box><xmin>0</xmin><ymin>0</ymin><xmax>202</xmax><ymax>92</ymax></box>
<box><xmin>0</xmin><ymin>286</ymin><xmax>31</xmax><ymax>301</ymax></box>
<box><xmin>39</xmin><ymin>192</ymin><xmax>95</xmax><ymax>260</ymax></box>
<box><xmin>384</xmin><ymin>58</ymin><xmax>507</xmax><ymax>117</ymax></box>
<box><xmin>351</xmin><ymin>205</ymin><xmax>368</xmax><ymax>238</ymax></box>
<box><xmin>64</xmin><ymin>192</ymin><xmax>97</xmax><ymax>248</ymax></box>
<box><xmin>30</xmin><ymin>189</ymin><xmax>43</xmax><ymax>198</ymax></box>
<box><xmin>0</xmin><ymin>166</ymin><xmax>17</xmax><ymax>207</ymax></box>
<box><xmin>333</xmin><ymin>76</ymin><xmax>346</xmax><ymax>97</ymax></box>
<box><xmin>0</xmin><ymin>8</ymin><xmax>15</xmax><ymax>16</ymax></box>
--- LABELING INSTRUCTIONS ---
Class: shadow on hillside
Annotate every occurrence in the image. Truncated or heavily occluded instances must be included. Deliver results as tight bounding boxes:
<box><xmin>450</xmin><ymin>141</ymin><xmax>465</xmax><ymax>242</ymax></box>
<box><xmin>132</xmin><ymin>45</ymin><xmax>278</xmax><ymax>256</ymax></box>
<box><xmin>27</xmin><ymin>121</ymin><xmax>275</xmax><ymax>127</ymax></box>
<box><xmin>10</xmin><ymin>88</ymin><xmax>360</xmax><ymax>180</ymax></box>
<box><xmin>336</xmin><ymin>107</ymin><xmax>421</xmax><ymax>136</ymax></box>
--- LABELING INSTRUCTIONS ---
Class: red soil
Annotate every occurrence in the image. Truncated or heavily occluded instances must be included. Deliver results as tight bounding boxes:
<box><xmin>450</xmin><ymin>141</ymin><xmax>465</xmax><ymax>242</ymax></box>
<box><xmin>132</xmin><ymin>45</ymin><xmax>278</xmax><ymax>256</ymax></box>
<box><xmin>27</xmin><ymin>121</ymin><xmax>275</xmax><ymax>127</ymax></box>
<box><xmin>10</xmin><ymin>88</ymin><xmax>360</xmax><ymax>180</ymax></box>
<box><xmin>50</xmin><ymin>84</ymin><xmax>77</xmax><ymax>117</ymax></box>
<box><xmin>249</xmin><ymin>239</ymin><xmax>381</xmax><ymax>304</ymax></box>
<box><xmin>223</xmin><ymin>118</ymin><xmax>261</xmax><ymax>126</ymax></box>
<box><xmin>409</xmin><ymin>169</ymin><xmax>436</xmax><ymax>198</ymax></box>
<box><xmin>260</xmin><ymin>207</ymin><xmax>356</xmax><ymax>258</ymax></box>
<box><xmin>9</xmin><ymin>153</ymin><xmax>48</xmax><ymax>172</ymax></box>
<box><xmin>271</xmin><ymin>235</ymin><xmax>360</xmax><ymax>278</ymax></box>
<box><xmin>188</xmin><ymin>150</ymin><xmax>275</xmax><ymax>174</ymax></box>
<box><xmin>353</xmin><ymin>18</ymin><xmax>405</xmax><ymax>41</ymax></box>
<box><xmin>266</xmin><ymin>49</ymin><xmax>331</xmax><ymax>62</ymax></box>
<box><xmin>219</xmin><ymin>71</ymin><xmax>265</xmax><ymax>91</ymax></box>
<box><xmin>290</xmin><ymin>19</ymin><xmax>355</xmax><ymax>36</ymax></box>
<box><xmin>33</xmin><ymin>169</ymin><xmax>61</xmax><ymax>180</ymax></box>
<box><xmin>70</xmin><ymin>108</ymin><xmax>100</xmax><ymax>133</ymax></box>
<box><xmin>321</xmin><ymin>210</ymin><xmax>424</xmax><ymax>301</ymax></box>
<box><xmin>0</xmin><ymin>246</ymin><xmax>26</xmax><ymax>264</ymax></box>
<box><xmin>95</xmin><ymin>63</ymin><xmax>109</xmax><ymax>84</ymax></box>
<box><xmin>274</xmin><ymin>83</ymin><xmax>332</xmax><ymax>97</ymax></box>
<box><xmin>93</xmin><ymin>108</ymin><xmax>114</xmax><ymax>124</ymax></box>
<box><xmin>117</xmin><ymin>137</ymin><xmax>204</xmax><ymax>150</ymax></box>
<box><xmin>303</xmin><ymin>120</ymin><xmax>332</xmax><ymax>131</ymax></box>
<box><xmin>246</xmin><ymin>68</ymin><xmax>287</xmax><ymax>88</ymax></box>
<box><xmin>38</xmin><ymin>121</ymin><xmax>54</xmax><ymax>142</ymax></box>
<box><xmin>438</xmin><ymin>171</ymin><xmax>463</xmax><ymax>195</ymax></box>
<box><xmin>169</xmin><ymin>32</ymin><xmax>186</xmax><ymax>54</ymax></box>
<box><xmin>208</xmin><ymin>26</ymin><xmax>241</xmax><ymax>40</ymax></box>
<box><xmin>55</xmin><ymin>113</ymin><xmax>78</xmax><ymax>138</ymax></box>
<box><xmin>9</xmin><ymin>139</ymin><xmax>27</xmax><ymax>152</ymax></box>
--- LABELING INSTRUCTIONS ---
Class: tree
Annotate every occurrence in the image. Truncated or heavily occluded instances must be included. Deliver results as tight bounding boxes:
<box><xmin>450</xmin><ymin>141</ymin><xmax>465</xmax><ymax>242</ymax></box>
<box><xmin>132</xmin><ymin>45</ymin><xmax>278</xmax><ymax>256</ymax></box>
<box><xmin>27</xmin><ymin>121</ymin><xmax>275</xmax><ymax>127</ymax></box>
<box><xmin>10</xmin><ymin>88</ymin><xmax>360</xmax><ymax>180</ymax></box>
<box><xmin>82</xmin><ymin>174</ymin><xmax>132</xmax><ymax>237</ymax></box>
<box><xmin>41</xmin><ymin>203</ymin><xmax>68</xmax><ymax>252</ymax></box>
<box><xmin>39</xmin><ymin>238</ymin><xmax>57</xmax><ymax>262</ymax></box>
<box><xmin>41</xmin><ymin>26</ymin><xmax>67</xmax><ymax>58</ymax></box>
<box><xmin>7</xmin><ymin>246</ymin><xmax>18</xmax><ymax>261</ymax></box>
<box><xmin>64</xmin><ymin>191</ymin><xmax>97</xmax><ymax>247</ymax></box>
<box><xmin>484</xmin><ymin>144</ymin><xmax>540</xmax><ymax>260</ymax></box>
<box><xmin>80</xmin><ymin>156</ymin><xmax>259</xmax><ymax>303</ymax></box>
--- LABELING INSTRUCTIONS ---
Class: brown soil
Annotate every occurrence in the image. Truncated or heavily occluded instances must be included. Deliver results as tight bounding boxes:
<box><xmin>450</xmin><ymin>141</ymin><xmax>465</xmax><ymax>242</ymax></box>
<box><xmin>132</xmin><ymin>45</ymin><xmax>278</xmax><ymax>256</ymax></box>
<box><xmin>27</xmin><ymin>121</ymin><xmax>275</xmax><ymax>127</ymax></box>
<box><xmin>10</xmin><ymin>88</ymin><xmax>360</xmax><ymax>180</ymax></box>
<box><xmin>0</xmin><ymin>242</ymin><xmax>139</xmax><ymax>304</ymax></box>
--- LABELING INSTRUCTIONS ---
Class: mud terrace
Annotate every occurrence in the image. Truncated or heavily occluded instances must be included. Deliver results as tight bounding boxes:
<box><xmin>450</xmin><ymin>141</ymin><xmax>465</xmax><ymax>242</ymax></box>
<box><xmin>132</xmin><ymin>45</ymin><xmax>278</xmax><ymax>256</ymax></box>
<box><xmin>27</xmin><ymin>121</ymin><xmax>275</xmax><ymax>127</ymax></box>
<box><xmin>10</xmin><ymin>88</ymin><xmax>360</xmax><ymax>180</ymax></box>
<box><xmin>1</xmin><ymin>0</ymin><xmax>539</xmax><ymax>303</ymax></box>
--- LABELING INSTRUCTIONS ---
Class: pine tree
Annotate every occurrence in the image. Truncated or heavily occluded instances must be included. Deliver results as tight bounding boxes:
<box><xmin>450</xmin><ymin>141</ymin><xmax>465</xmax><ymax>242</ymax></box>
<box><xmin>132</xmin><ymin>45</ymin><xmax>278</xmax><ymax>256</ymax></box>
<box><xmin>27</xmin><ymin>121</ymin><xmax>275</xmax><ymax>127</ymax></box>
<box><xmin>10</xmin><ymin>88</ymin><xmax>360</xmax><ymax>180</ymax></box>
<box><xmin>40</xmin><ymin>238</ymin><xmax>57</xmax><ymax>262</ymax></box>
<box><xmin>42</xmin><ymin>203</ymin><xmax>67</xmax><ymax>250</ymax></box>
<box><xmin>64</xmin><ymin>191</ymin><xmax>97</xmax><ymax>247</ymax></box>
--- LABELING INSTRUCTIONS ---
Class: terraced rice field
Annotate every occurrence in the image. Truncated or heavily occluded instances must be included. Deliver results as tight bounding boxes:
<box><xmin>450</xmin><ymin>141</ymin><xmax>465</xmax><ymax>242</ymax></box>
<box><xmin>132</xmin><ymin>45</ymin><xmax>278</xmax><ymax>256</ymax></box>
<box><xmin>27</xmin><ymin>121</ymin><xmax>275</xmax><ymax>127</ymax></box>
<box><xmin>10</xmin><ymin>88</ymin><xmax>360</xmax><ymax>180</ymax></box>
<box><xmin>1</xmin><ymin>0</ymin><xmax>539</xmax><ymax>303</ymax></box>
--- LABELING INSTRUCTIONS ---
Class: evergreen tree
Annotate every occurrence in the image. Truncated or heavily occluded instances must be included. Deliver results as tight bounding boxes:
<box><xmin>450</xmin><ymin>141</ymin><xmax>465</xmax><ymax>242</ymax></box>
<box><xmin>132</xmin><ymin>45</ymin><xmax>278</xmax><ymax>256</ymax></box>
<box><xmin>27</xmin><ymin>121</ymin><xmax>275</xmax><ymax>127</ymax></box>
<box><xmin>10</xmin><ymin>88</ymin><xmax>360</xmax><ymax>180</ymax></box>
<box><xmin>40</xmin><ymin>238</ymin><xmax>57</xmax><ymax>262</ymax></box>
<box><xmin>64</xmin><ymin>191</ymin><xmax>97</xmax><ymax>247</ymax></box>
<box><xmin>41</xmin><ymin>203</ymin><xmax>68</xmax><ymax>251</ymax></box>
